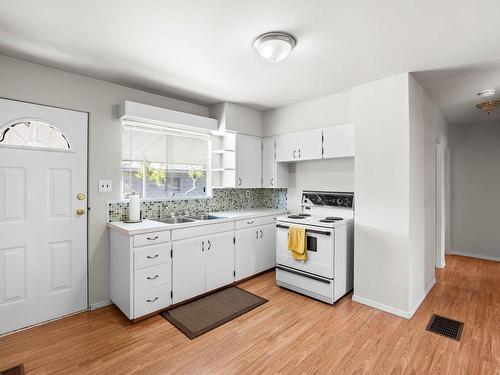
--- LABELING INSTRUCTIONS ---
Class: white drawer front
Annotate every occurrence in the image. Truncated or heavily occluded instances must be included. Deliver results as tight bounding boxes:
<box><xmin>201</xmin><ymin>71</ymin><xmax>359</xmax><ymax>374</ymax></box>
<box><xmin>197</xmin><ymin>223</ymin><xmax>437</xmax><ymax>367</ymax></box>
<box><xmin>134</xmin><ymin>231</ymin><xmax>170</xmax><ymax>247</ymax></box>
<box><xmin>276</xmin><ymin>267</ymin><xmax>334</xmax><ymax>304</ymax></box>
<box><xmin>134</xmin><ymin>263</ymin><xmax>171</xmax><ymax>292</ymax></box>
<box><xmin>171</xmin><ymin>221</ymin><xmax>234</xmax><ymax>241</ymax></box>
<box><xmin>134</xmin><ymin>284</ymin><xmax>171</xmax><ymax>318</ymax></box>
<box><xmin>134</xmin><ymin>243</ymin><xmax>170</xmax><ymax>270</ymax></box>
<box><xmin>235</xmin><ymin>215</ymin><xmax>276</xmax><ymax>229</ymax></box>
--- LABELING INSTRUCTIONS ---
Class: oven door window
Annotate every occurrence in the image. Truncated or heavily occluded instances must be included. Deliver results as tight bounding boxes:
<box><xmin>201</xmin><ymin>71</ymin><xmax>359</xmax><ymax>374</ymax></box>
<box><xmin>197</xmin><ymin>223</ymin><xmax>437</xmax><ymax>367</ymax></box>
<box><xmin>307</xmin><ymin>235</ymin><xmax>318</xmax><ymax>252</ymax></box>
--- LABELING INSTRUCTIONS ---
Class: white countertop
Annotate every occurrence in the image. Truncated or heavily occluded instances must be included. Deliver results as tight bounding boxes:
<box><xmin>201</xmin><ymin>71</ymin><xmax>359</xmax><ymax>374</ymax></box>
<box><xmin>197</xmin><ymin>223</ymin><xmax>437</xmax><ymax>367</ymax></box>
<box><xmin>108</xmin><ymin>208</ymin><xmax>287</xmax><ymax>235</ymax></box>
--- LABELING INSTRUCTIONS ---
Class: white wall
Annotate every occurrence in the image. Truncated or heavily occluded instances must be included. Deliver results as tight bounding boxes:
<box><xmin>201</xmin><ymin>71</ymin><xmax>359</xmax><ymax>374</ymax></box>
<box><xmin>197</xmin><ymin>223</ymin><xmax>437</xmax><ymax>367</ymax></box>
<box><xmin>263</xmin><ymin>90</ymin><xmax>355</xmax><ymax>210</ymax></box>
<box><xmin>449</xmin><ymin>123</ymin><xmax>500</xmax><ymax>261</ymax></box>
<box><xmin>263</xmin><ymin>91</ymin><xmax>353</xmax><ymax>136</ymax></box>
<box><xmin>0</xmin><ymin>55</ymin><xmax>210</xmax><ymax>306</ymax></box>
<box><xmin>353</xmin><ymin>73</ymin><xmax>411</xmax><ymax>316</ymax></box>
<box><xmin>210</xmin><ymin>102</ymin><xmax>263</xmax><ymax>137</ymax></box>
<box><xmin>353</xmin><ymin>73</ymin><xmax>448</xmax><ymax>318</ymax></box>
<box><xmin>408</xmin><ymin>74</ymin><xmax>448</xmax><ymax>313</ymax></box>
<box><xmin>287</xmin><ymin>159</ymin><xmax>355</xmax><ymax>212</ymax></box>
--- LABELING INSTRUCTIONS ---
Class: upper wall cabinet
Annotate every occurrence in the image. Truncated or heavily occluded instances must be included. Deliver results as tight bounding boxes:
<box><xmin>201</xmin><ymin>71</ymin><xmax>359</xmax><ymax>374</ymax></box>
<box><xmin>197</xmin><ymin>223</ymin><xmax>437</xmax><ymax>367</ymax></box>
<box><xmin>262</xmin><ymin>137</ymin><xmax>288</xmax><ymax>188</ymax></box>
<box><xmin>211</xmin><ymin>132</ymin><xmax>262</xmax><ymax>188</ymax></box>
<box><xmin>276</xmin><ymin>129</ymin><xmax>323</xmax><ymax>162</ymax></box>
<box><xmin>236</xmin><ymin>134</ymin><xmax>262</xmax><ymax>188</ymax></box>
<box><xmin>322</xmin><ymin>123</ymin><xmax>354</xmax><ymax>159</ymax></box>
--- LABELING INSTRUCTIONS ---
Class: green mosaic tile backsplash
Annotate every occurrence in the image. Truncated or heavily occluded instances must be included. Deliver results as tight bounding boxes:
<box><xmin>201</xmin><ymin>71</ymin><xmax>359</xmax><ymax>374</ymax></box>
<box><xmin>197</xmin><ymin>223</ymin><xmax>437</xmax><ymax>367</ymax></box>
<box><xmin>107</xmin><ymin>188</ymin><xmax>287</xmax><ymax>222</ymax></box>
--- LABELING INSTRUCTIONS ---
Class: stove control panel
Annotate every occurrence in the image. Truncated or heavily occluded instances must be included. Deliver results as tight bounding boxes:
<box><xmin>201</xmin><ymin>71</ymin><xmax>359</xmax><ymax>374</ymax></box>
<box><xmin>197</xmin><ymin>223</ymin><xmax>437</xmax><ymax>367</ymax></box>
<box><xmin>301</xmin><ymin>191</ymin><xmax>354</xmax><ymax>208</ymax></box>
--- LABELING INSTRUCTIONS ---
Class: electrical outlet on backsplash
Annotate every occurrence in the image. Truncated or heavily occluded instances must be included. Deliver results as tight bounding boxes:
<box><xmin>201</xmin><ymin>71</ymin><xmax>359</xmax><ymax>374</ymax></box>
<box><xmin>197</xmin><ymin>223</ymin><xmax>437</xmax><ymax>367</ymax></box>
<box><xmin>107</xmin><ymin>188</ymin><xmax>287</xmax><ymax>222</ymax></box>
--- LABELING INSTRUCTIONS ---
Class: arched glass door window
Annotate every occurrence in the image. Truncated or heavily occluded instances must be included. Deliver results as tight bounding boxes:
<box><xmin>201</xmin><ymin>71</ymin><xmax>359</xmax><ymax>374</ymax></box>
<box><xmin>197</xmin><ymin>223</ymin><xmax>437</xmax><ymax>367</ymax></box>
<box><xmin>0</xmin><ymin>119</ymin><xmax>71</xmax><ymax>150</ymax></box>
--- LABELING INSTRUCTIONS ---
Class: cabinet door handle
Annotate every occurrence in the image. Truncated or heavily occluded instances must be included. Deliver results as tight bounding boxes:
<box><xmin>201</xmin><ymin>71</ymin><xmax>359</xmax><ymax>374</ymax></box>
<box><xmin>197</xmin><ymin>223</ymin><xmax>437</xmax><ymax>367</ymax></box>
<box><xmin>202</xmin><ymin>240</ymin><xmax>205</xmax><ymax>252</ymax></box>
<box><xmin>207</xmin><ymin>240</ymin><xmax>211</xmax><ymax>250</ymax></box>
<box><xmin>146</xmin><ymin>254</ymin><xmax>159</xmax><ymax>259</ymax></box>
<box><xmin>260</xmin><ymin>230</ymin><xmax>263</xmax><ymax>238</ymax></box>
<box><xmin>298</xmin><ymin>149</ymin><xmax>301</xmax><ymax>158</ymax></box>
<box><xmin>256</xmin><ymin>230</ymin><xmax>259</xmax><ymax>239</ymax></box>
<box><xmin>247</xmin><ymin>220</ymin><xmax>254</xmax><ymax>224</ymax></box>
<box><xmin>146</xmin><ymin>297</ymin><xmax>159</xmax><ymax>303</ymax></box>
<box><xmin>270</xmin><ymin>178</ymin><xmax>274</xmax><ymax>186</ymax></box>
<box><xmin>146</xmin><ymin>236</ymin><xmax>158</xmax><ymax>241</ymax></box>
<box><xmin>147</xmin><ymin>274</ymin><xmax>159</xmax><ymax>280</ymax></box>
<box><xmin>238</xmin><ymin>177</ymin><xmax>242</xmax><ymax>186</ymax></box>
<box><xmin>292</xmin><ymin>150</ymin><xmax>296</xmax><ymax>159</ymax></box>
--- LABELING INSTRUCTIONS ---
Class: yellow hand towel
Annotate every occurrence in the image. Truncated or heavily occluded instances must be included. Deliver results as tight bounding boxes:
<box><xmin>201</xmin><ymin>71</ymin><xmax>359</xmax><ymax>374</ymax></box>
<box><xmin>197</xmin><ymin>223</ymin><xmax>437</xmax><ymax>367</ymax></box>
<box><xmin>288</xmin><ymin>227</ymin><xmax>307</xmax><ymax>261</ymax></box>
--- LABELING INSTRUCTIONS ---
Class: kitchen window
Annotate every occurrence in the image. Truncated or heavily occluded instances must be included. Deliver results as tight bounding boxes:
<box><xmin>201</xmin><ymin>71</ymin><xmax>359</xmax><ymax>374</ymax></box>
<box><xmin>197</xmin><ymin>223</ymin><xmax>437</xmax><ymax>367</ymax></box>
<box><xmin>122</xmin><ymin>123</ymin><xmax>210</xmax><ymax>199</ymax></box>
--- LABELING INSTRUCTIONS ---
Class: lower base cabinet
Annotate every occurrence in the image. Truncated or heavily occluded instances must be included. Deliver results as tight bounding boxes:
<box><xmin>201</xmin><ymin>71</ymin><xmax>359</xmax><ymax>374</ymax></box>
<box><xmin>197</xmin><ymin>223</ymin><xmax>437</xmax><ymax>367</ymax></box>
<box><xmin>235</xmin><ymin>223</ymin><xmax>276</xmax><ymax>281</ymax></box>
<box><xmin>172</xmin><ymin>231</ymin><xmax>234</xmax><ymax>304</ymax></box>
<box><xmin>110</xmin><ymin>211</ymin><xmax>284</xmax><ymax>319</ymax></box>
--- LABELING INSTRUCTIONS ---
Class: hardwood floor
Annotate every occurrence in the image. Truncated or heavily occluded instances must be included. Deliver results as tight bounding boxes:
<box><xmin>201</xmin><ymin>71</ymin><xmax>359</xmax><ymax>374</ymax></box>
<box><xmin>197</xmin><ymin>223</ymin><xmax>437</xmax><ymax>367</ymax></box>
<box><xmin>1</xmin><ymin>255</ymin><xmax>499</xmax><ymax>374</ymax></box>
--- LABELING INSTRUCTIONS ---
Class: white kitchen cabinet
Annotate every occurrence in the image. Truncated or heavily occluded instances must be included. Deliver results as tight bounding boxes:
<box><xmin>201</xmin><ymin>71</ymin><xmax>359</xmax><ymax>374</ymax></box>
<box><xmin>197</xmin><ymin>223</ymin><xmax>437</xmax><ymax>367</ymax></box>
<box><xmin>205</xmin><ymin>232</ymin><xmax>236</xmax><ymax>291</ymax></box>
<box><xmin>234</xmin><ymin>227</ymin><xmax>259</xmax><ymax>280</ymax></box>
<box><xmin>172</xmin><ymin>237</ymin><xmax>206</xmax><ymax>304</ymax></box>
<box><xmin>275</xmin><ymin>132</ymin><xmax>296</xmax><ymax>162</ymax></box>
<box><xmin>110</xmin><ymin>230</ymin><xmax>172</xmax><ymax>319</ymax></box>
<box><xmin>299</xmin><ymin>129</ymin><xmax>323</xmax><ymax>160</ymax></box>
<box><xmin>276</xmin><ymin>129</ymin><xmax>323</xmax><ymax>162</ymax></box>
<box><xmin>236</xmin><ymin>134</ymin><xmax>262</xmax><ymax>188</ymax></box>
<box><xmin>172</xmin><ymin>229</ymin><xmax>235</xmax><ymax>304</ymax></box>
<box><xmin>108</xmin><ymin>209</ymin><xmax>285</xmax><ymax>319</ymax></box>
<box><xmin>262</xmin><ymin>137</ymin><xmax>288</xmax><ymax>188</ymax></box>
<box><xmin>322</xmin><ymin>123</ymin><xmax>354</xmax><ymax>158</ymax></box>
<box><xmin>256</xmin><ymin>224</ymin><xmax>276</xmax><ymax>272</ymax></box>
<box><xmin>212</xmin><ymin>132</ymin><xmax>262</xmax><ymax>188</ymax></box>
<box><xmin>234</xmin><ymin>216</ymin><xmax>277</xmax><ymax>281</ymax></box>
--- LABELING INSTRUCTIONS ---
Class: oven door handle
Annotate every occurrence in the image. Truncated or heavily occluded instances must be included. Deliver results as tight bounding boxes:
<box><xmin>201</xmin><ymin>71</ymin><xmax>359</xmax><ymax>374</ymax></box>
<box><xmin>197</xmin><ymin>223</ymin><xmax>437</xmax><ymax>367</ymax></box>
<box><xmin>276</xmin><ymin>265</ymin><xmax>332</xmax><ymax>284</ymax></box>
<box><xmin>276</xmin><ymin>224</ymin><xmax>331</xmax><ymax>236</ymax></box>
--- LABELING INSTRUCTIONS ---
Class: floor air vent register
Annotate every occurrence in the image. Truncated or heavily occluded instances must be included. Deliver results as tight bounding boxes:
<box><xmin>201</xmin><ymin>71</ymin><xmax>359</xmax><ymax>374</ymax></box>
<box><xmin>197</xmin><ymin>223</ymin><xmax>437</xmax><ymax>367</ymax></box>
<box><xmin>426</xmin><ymin>314</ymin><xmax>464</xmax><ymax>341</ymax></box>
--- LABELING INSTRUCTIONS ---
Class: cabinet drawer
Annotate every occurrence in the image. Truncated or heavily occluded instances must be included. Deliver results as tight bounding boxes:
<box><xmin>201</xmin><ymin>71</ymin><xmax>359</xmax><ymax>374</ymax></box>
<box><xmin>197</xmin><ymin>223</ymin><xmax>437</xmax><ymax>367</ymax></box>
<box><xmin>134</xmin><ymin>263</ymin><xmax>171</xmax><ymax>292</ymax></box>
<box><xmin>171</xmin><ymin>221</ymin><xmax>234</xmax><ymax>241</ymax></box>
<box><xmin>235</xmin><ymin>215</ymin><xmax>276</xmax><ymax>229</ymax></box>
<box><xmin>134</xmin><ymin>243</ymin><xmax>170</xmax><ymax>270</ymax></box>
<box><xmin>134</xmin><ymin>284</ymin><xmax>171</xmax><ymax>318</ymax></box>
<box><xmin>133</xmin><ymin>231</ymin><xmax>170</xmax><ymax>247</ymax></box>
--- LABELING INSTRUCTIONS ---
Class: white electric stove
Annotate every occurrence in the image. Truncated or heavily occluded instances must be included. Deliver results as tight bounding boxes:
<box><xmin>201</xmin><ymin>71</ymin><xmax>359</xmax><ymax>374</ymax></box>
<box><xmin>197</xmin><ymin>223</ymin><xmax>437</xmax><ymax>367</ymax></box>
<box><xmin>275</xmin><ymin>191</ymin><xmax>354</xmax><ymax>304</ymax></box>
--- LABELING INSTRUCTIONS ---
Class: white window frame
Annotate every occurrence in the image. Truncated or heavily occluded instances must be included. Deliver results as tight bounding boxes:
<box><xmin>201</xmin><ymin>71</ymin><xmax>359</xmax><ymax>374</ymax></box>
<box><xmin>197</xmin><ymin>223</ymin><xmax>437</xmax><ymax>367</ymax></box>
<box><xmin>121</xmin><ymin>121</ymin><xmax>212</xmax><ymax>201</ymax></box>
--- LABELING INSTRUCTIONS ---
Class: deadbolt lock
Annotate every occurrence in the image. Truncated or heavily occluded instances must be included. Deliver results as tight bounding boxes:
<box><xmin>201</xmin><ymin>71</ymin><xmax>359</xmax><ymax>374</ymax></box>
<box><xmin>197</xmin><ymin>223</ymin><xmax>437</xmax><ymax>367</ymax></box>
<box><xmin>76</xmin><ymin>208</ymin><xmax>86</xmax><ymax>216</ymax></box>
<box><xmin>77</xmin><ymin>193</ymin><xmax>86</xmax><ymax>201</ymax></box>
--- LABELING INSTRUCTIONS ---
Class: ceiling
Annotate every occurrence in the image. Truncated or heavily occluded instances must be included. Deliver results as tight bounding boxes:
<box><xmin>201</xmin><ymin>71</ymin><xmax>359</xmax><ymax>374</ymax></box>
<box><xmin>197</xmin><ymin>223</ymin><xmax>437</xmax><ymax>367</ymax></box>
<box><xmin>415</xmin><ymin>61</ymin><xmax>500</xmax><ymax>126</ymax></box>
<box><xmin>1</xmin><ymin>0</ymin><xmax>500</xmax><ymax>110</ymax></box>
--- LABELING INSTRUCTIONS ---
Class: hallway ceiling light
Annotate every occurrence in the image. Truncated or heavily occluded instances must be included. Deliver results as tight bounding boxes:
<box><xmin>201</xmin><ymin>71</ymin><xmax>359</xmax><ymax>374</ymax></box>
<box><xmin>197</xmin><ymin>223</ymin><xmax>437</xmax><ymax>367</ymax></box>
<box><xmin>253</xmin><ymin>32</ymin><xmax>297</xmax><ymax>62</ymax></box>
<box><xmin>476</xmin><ymin>89</ymin><xmax>500</xmax><ymax>114</ymax></box>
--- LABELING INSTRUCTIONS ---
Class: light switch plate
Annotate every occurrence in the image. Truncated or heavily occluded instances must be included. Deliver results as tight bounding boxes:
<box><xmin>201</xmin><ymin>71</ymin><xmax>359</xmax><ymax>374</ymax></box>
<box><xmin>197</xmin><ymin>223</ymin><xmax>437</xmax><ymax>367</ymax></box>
<box><xmin>246</xmin><ymin>190</ymin><xmax>250</xmax><ymax>198</ymax></box>
<box><xmin>98</xmin><ymin>180</ymin><xmax>112</xmax><ymax>193</ymax></box>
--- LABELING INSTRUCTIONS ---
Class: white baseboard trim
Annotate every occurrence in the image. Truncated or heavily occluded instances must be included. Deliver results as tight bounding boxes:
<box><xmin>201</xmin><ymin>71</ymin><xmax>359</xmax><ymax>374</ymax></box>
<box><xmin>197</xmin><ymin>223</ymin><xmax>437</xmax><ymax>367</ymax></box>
<box><xmin>449</xmin><ymin>250</ymin><xmax>500</xmax><ymax>262</ymax></box>
<box><xmin>90</xmin><ymin>299</ymin><xmax>113</xmax><ymax>310</ymax></box>
<box><xmin>410</xmin><ymin>278</ymin><xmax>436</xmax><ymax>318</ymax></box>
<box><xmin>352</xmin><ymin>294</ymin><xmax>411</xmax><ymax>319</ymax></box>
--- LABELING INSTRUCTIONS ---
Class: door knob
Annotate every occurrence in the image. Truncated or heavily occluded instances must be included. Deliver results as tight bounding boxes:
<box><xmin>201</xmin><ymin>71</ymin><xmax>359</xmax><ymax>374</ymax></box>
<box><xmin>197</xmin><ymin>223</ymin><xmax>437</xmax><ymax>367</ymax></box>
<box><xmin>77</xmin><ymin>193</ymin><xmax>86</xmax><ymax>200</ymax></box>
<box><xmin>76</xmin><ymin>208</ymin><xmax>85</xmax><ymax>216</ymax></box>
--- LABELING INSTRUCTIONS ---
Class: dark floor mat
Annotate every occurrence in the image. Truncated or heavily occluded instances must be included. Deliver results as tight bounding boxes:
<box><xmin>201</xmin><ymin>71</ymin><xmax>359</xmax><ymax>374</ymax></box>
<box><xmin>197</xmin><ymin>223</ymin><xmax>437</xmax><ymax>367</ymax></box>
<box><xmin>426</xmin><ymin>314</ymin><xmax>464</xmax><ymax>341</ymax></box>
<box><xmin>0</xmin><ymin>364</ymin><xmax>24</xmax><ymax>375</ymax></box>
<box><xmin>161</xmin><ymin>286</ymin><xmax>268</xmax><ymax>339</ymax></box>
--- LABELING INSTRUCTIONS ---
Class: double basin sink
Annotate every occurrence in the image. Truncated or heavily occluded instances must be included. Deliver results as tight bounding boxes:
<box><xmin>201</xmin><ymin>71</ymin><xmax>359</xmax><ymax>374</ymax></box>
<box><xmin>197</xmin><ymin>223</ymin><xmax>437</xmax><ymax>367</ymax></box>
<box><xmin>153</xmin><ymin>214</ymin><xmax>222</xmax><ymax>225</ymax></box>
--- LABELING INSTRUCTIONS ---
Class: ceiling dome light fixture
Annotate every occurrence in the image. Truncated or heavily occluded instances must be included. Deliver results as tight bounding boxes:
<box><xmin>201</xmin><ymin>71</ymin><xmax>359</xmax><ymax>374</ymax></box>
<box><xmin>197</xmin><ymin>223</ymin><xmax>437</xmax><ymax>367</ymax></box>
<box><xmin>253</xmin><ymin>32</ymin><xmax>297</xmax><ymax>62</ymax></box>
<box><xmin>476</xmin><ymin>89</ymin><xmax>500</xmax><ymax>114</ymax></box>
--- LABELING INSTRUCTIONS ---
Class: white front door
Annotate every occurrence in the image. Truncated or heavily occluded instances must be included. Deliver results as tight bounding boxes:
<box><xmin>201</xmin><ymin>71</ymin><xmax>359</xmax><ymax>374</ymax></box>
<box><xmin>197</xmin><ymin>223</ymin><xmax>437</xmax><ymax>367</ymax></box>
<box><xmin>0</xmin><ymin>98</ymin><xmax>88</xmax><ymax>334</ymax></box>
